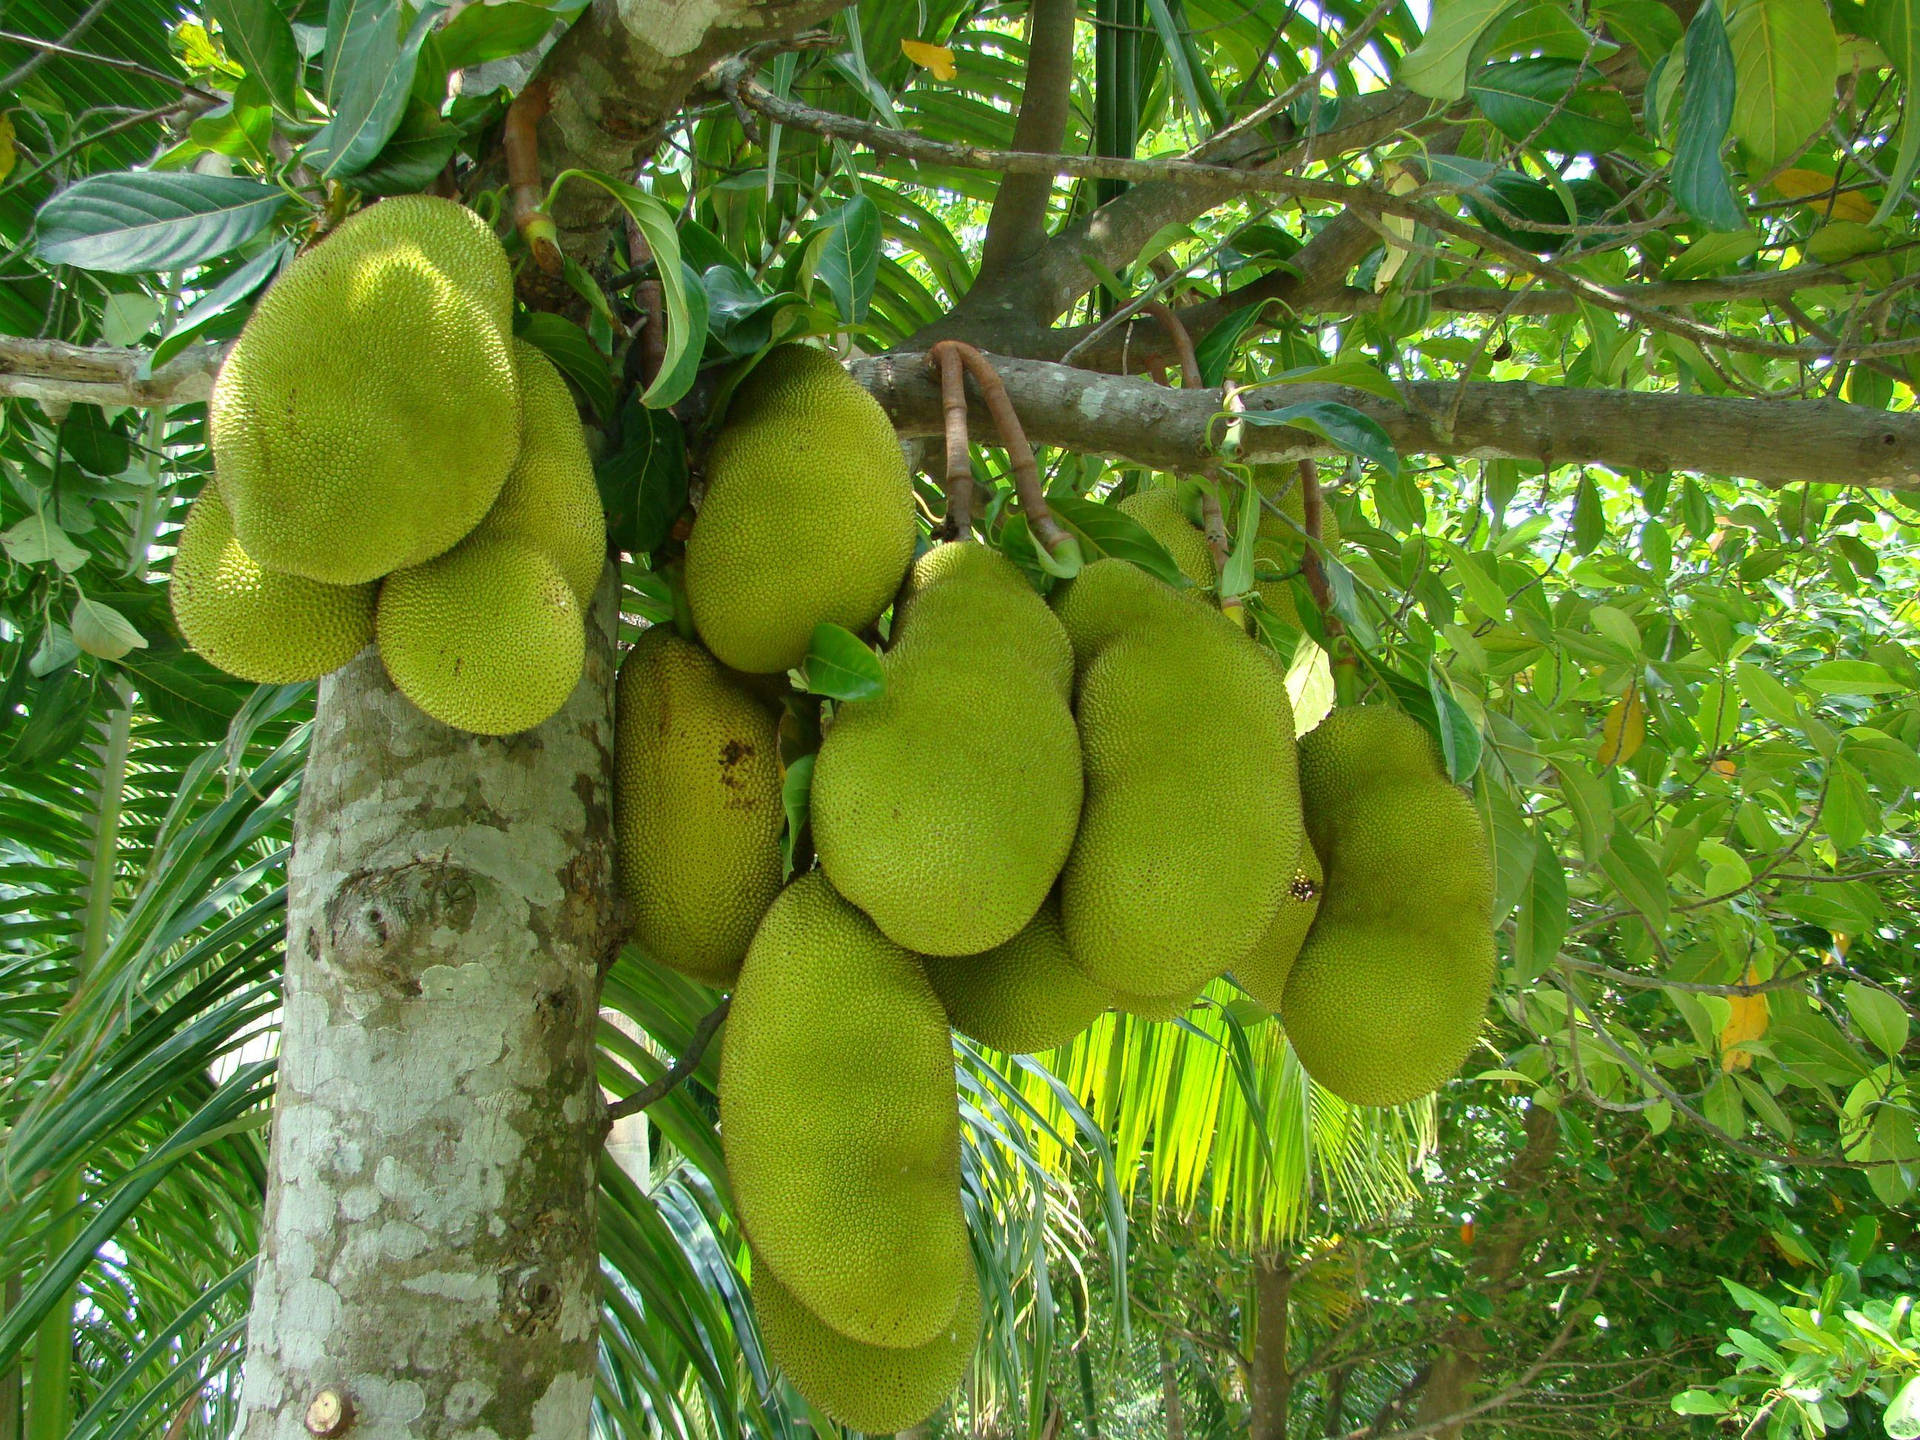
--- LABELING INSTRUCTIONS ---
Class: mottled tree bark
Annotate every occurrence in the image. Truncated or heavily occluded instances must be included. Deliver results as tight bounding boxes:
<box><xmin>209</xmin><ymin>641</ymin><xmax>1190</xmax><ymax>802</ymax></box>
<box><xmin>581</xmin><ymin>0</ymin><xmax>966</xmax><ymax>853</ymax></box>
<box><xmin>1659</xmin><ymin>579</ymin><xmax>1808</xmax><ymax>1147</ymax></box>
<box><xmin>233</xmin><ymin>584</ymin><xmax>618</xmax><ymax>1440</ymax></box>
<box><xmin>1249</xmin><ymin>1254</ymin><xmax>1293</xmax><ymax>1440</ymax></box>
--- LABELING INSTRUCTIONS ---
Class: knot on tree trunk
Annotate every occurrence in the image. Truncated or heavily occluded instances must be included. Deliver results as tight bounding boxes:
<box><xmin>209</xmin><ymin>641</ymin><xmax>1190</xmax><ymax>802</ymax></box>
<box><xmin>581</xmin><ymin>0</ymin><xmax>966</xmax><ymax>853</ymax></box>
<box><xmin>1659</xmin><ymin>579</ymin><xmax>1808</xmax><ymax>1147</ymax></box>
<box><xmin>323</xmin><ymin>859</ymin><xmax>483</xmax><ymax>997</ymax></box>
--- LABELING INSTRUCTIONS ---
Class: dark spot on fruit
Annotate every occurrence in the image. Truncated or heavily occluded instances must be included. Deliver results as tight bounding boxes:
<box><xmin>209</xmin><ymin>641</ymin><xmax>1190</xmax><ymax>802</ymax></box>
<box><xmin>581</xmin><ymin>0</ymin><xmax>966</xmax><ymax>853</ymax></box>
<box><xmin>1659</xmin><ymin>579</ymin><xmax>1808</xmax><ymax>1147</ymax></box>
<box><xmin>1290</xmin><ymin>875</ymin><xmax>1319</xmax><ymax>902</ymax></box>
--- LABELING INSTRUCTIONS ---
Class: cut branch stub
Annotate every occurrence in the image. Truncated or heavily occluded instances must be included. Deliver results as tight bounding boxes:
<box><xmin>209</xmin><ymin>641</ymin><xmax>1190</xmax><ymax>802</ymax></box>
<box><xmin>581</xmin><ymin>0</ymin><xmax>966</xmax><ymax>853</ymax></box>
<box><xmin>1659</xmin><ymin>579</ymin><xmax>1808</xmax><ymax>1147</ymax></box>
<box><xmin>928</xmin><ymin>341</ymin><xmax>975</xmax><ymax>540</ymax></box>
<box><xmin>929</xmin><ymin>342</ymin><xmax>1078</xmax><ymax>569</ymax></box>
<box><xmin>505</xmin><ymin>81</ymin><xmax>561</xmax><ymax>274</ymax></box>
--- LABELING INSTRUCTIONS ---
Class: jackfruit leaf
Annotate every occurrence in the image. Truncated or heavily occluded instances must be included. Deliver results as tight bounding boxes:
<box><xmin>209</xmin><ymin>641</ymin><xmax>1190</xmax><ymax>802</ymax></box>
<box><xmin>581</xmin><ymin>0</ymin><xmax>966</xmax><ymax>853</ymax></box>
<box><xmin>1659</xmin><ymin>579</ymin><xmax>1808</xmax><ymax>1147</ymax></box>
<box><xmin>547</xmin><ymin>169</ymin><xmax>700</xmax><ymax>407</ymax></box>
<box><xmin>1595</xmin><ymin>0</ymin><xmax>1684</xmax><ymax>61</ymax></box>
<box><xmin>517</xmin><ymin>312</ymin><xmax>616</xmax><ymax>420</ymax></box>
<box><xmin>58</xmin><ymin>407</ymin><xmax>130</xmax><ymax>478</ymax></box>
<box><xmin>1597</xmin><ymin>686</ymin><xmax>1645</xmax><ymax>768</ymax></box>
<box><xmin>1236</xmin><ymin>402</ymin><xmax>1401</xmax><ymax>478</ymax></box>
<box><xmin>809</xmin><ymin>195</ymin><xmax>881</xmax><ymax>325</ymax></box>
<box><xmin>33</xmin><ymin>172</ymin><xmax>288</xmax><ymax>272</ymax></box>
<box><xmin>1045</xmin><ymin>494</ymin><xmax>1187</xmax><ymax>587</ymax></box>
<box><xmin>597</xmin><ymin>401</ymin><xmax>687</xmax><ymax>555</ymax></box>
<box><xmin>1400</xmin><ymin>0</ymin><xmax>1518</xmax><ymax>98</ymax></box>
<box><xmin>1801</xmin><ymin>660</ymin><xmax>1903</xmax><ymax>695</ymax></box>
<box><xmin>436</xmin><ymin>1</ymin><xmax>557</xmax><ymax>69</ymax></box>
<box><xmin>1269</xmin><ymin>360</ymin><xmax>1405</xmax><ymax>403</ymax></box>
<box><xmin>115</xmin><ymin>643</ymin><xmax>249</xmax><ymax>742</ymax></box>
<box><xmin>780</xmin><ymin>753</ymin><xmax>815</xmax><ymax>881</ymax></box>
<box><xmin>2</xmin><ymin>510</ymin><xmax>89</xmax><ymax>573</ymax></box>
<box><xmin>1822</xmin><ymin>757</ymin><xmax>1876</xmax><ymax>850</ymax></box>
<box><xmin>701</xmin><ymin>267</ymin><xmax>790</xmax><ymax>356</ymax></box>
<box><xmin>1571</xmin><ymin>471</ymin><xmax>1606</xmax><ymax>553</ymax></box>
<box><xmin>1695</xmin><ymin>680</ymin><xmax>1740</xmax><ymax>753</ymax></box>
<box><xmin>346</xmin><ymin>104</ymin><xmax>462</xmax><ymax>196</ymax></box>
<box><xmin>798</xmin><ymin>624</ymin><xmax>883</xmax><ymax>702</ymax></box>
<box><xmin>28</xmin><ymin>625</ymin><xmax>80</xmax><ymax>679</ymax></box>
<box><xmin>1887</xmin><ymin>1376</ymin><xmax>1920</xmax><ymax>1439</ymax></box>
<box><xmin>144</xmin><ymin>239</ymin><xmax>290</xmax><ymax>374</ymax></box>
<box><xmin>1864</xmin><ymin>0</ymin><xmax>1920</xmax><ymax>223</ymax></box>
<box><xmin>1725</xmin><ymin>0</ymin><xmax>1838</xmax><ymax>170</ymax></box>
<box><xmin>1600</xmin><ymin>829</ymin><xmax>1671</xmax><ymax>931</ymax></box>
<box><xmin>1218</xmin><ymin>475</ymin><xmax>1264</xmax><ymax>600</ymax></box>
<box><xmin>1469</xmin><ymin>59</ymin><xmax>1634</xmax><ymax>153</ymax></box>
<box><xmin>1192</xmin><ymin>300</ymin><xmax>1268</xmax><ymax>387</ymax></box>
<box><xmin>1735</xmin><ymin>660</ymin><xmax>1800</xmax><ymax>724</ymax></box>
<box><xmin>309</xmin><ymin>1</ymin><xmax>445</xmax><ymax>179</ymax></box>
<box><xmin>1841</xmin><ymin>980</ymin><xmax>1908</xmax><ymax>1060</ymax></box>
<box><xmin>1671</xmin><ymin>1390</ymin><xmax>1731</xmax><ymax>1414</ymax></box>
<box><xmin>69</xmin><ymin>595</ymin><xmax>146</xmax><ymax>662</ymax></box>
<box><xmin>206</xmin><ymin>0</ymin><xmax>303</xmax><ymax>114</ymax></box>
<box><xmin>1514</xmin><ymin>840</ymin><xmax>1568</xmax><ymax>982</ymax></box>
<box><xmin>1032</xmin><ymin>531</ymin><xmax>1086</xmax><ymax>580</ymax></box>
<box><xmin>1672</xmin><ymin>1</ymin><xmax>1749</xmax><ymax>231</ymax></box>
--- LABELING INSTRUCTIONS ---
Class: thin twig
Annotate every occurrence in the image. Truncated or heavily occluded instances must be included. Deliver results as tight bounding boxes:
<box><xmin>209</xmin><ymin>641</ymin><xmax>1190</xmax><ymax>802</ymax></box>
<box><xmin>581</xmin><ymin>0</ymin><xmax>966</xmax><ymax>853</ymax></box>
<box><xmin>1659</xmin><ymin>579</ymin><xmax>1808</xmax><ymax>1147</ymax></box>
<box><xmin>603</xmin><ymin>997</ymin><xmax>730</xmax><ymax>1126</ymax></box>
<box><xmin>0</xmin><ymin>29</ymin><xmax>219</xmax><ymax>99</ymax></box>
<box><xmin>929</xmin><ymin>341</ymin><xmax>975</xmax><ymax>539</ymax></box>
<box><xmin>1140</xmin><ymin>301</ymin><xmax>1201</xmax><ymax>388</ymax></box>
<box><xmin>0</xmin><ymin>0</ymin><xmax>115</xmax><ymax>94</ymax></box>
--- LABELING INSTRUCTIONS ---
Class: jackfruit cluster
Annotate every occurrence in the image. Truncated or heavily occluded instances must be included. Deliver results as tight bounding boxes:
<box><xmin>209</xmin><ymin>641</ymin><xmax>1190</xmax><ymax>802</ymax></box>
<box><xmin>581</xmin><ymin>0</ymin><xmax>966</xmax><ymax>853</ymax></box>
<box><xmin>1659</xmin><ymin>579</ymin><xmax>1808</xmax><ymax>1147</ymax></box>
<box><xmin>177</xmin><ymin>197</ymin><xmax>606</xmax><ymax>737</ymax></box>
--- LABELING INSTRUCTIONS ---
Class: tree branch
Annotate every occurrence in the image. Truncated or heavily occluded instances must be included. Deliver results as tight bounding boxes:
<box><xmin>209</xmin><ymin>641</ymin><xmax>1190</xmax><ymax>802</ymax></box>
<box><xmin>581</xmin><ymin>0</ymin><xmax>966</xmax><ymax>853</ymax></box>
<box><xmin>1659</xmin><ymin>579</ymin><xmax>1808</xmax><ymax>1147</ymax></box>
<box><xmin>976</xmin><ymin>0</ymin><xmax>1078</xmax><ymax>284</ymax></box>
<box><xmin>603</xmin><ymin>996</ymin><xmax>730</xmax><ymax>1126</ymax></box>
<box><xmin>852</xmin><ymin>351</ymin><xmax>1920</xmax><ymax>491</ymax></box>
<box><xmin>0</xmin><ymin>336</ymin><xmax>220</xmax><ymax>408</ymax></box>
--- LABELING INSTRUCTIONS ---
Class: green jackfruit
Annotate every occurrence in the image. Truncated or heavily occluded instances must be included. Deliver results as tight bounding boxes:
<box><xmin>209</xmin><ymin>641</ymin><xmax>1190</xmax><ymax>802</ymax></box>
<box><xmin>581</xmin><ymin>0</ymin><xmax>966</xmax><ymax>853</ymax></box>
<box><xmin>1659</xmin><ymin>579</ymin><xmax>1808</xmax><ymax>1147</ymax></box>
<box><xmin>1050</xmin><ymin>557</ymin><xmax>1242</xmax><ymax>681</ymax></box>
<box><xmin>685</xmin><ymin>345</ymin><xmax>915</xmax><ymax>672</ymax></box>
<box><xmin>894</xmin><ymin>541</ymin><xmax>1073</xmax><ymax>700</ymax></box>
<box><xmin>1234</xmin><ymin>840</ymin><xmax>1322</xmax><ymax>1013</ymax></box>
<box><xmin>922</xmin><ymin>897</ymin><xmax>1111</xmax><ymax>1053</ymax></box>
<box><xmin>1112</xmin><ymin>981</ymin><xmax>1207</xmax><ymax>1022</ymax></box>
<box><xmin>812</xmin><ymin>544</ymin><xmax>1083</xmax><ymax>955</ymax></box>
<box><xmin>614</xmin><ymin>628</ymin><xmax>783</xmax><ymax>986</ymax></box>
<box><xmin>169</xmin><ymin>484</ymin><xmax>374</xmax><ymax>683</ymax></box>
<box><xmin>1061</xmin><ymin>615</ymin><xmax>1303</xmax><ymax>999</ymax></box>
<box><xmin>722</xmin><ymin>872</ymin><xmax>969</xmax><ymax>1348</ymax></box>
<box><xmin>212</xmin><ymin>196</ymin><xmax>517</xmax><ymax>584</ymax></box>
<box><xmin>1246</xmin><ymin>470</ymin><xmax>1341</xmax><ymax>628</ymax></box>
<box><xmin>467</xmin><ymin>340</ymin><xmax>606</xmax><ymax>608</ymax></box>
<box><xmin>1280</xmin><ymin>707</ymin><xmax>1495</xmax><ymax>1106</ymax></box>
<box><xmin>375</xmin><ymin>536</ymin><xmax>583</xmax><ymax>735</ymax></box>
<box><xmin>754</xmin><ymin>1253</ymin><xmax>978</xmax><ymax>1433</ymax></box>
<box><xmin>1117</xmin><ymin>487</ymin><xmax>1214</xmax><ymax>593</ymax></box>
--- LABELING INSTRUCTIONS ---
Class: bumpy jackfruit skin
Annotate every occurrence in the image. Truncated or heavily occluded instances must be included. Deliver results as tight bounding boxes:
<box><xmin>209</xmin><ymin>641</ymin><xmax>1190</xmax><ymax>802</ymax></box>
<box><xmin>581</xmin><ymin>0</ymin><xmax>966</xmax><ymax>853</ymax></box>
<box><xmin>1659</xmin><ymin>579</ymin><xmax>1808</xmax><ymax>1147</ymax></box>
<box><xmin>375</xmin><ymin>536</ymin><xmax>583</xmax><ymax>735</ymax></box>
<box><xmin>1280</xmin><ymin>707</ymin><xmax>1496</xmax><ymax>1106</ymax></box>
<box><xmin>1061</xmin><ymin>619</ymin><xmax>1303</xmax><ymax>998</ymax></box>
<box><xmin>895</xmin><ymin>543</ymin><xmax>1073</xmax><ymax>700</ymax></box>
<box><xmin>613</xmin><ymin>628</ymin><xmax>783</xmax><ymax>986</ymax></box>
<box><xmin>1118</xmin><ymin>488</ymin><xmax>1215</xmax><ymax>594</ymax></box>
<box><xmin>812</xmin><ymin>545</ymin><xmax>1083</xmax><ymax>955</ymax></box>
<box><xmin>684</xmin><ymin>345</ymin><xmax>915</xmax><ymax>673</ymax></box>
<box><xmin>1235</xmin><ymin>840</ymin><xmax>1323</xmax><ymax>1013</ymax></box>
<box><xmin>1049</xmin><ymin>558</ymin><xmax>1244</xmax><ymax>686</ymax></box>
<box><xmin>1113</xmin><ymin>981</ymin><xmax>1207</xmax><ymax>1022</ymax></box>
<box><xmin>722</xmin><ymin>873</ymin><xmax>969</xmax><ymax>1348</ymax></box>
<box><xmin>922</xmin><ymin>898</ymin><xmax>1112</xmax><ymax>1053</ymax></box>
<box><xmin>169</xmin><ymin>484</ymin><xmax>375</xmax><ymax>683</ymax></box>
<box><xmin>212</xmin><ymin>196</ymin><xmax>518</xmax><ymax>584</ymax></box>
<box><xmin>468</xmin><ymin>340</ymin><xmax>606</xmax><ymax>608</ymax></box>
<box><xmin>754</xmin><ymin>1253</ymin><xmax>979</xmax><ymax>1433</ymax></box>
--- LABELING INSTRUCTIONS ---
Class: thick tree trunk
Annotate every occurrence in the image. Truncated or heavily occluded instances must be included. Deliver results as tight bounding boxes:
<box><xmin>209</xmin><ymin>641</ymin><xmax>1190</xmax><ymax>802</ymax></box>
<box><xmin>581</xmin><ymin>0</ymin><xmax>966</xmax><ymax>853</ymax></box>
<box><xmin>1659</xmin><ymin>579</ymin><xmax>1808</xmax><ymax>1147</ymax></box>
<box><xmin>1160</xmin><ymin>1338</ymin><xmax>1184</xmax><ymax>1440</ymax></box>
<box><xmin>233</xmin><ymin>582</ymin><xmax>618</xmax><ymax>1440</ymax></box>
<box><xmin>1249</xmin><ymin>1254</ymin><xmax>1292</xmax><ymax>1440</ymax></box>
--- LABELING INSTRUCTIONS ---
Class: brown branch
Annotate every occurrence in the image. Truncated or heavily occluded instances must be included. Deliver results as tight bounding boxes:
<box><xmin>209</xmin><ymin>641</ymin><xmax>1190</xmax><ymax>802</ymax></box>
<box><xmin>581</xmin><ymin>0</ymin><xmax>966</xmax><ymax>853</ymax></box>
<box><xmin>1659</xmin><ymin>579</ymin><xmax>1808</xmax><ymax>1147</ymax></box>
<box><xmin>932</xmin><ymin>343</ymin><xmax>1074</xmax><ymax>562</ymax></box>
<box><xmin>1140</xmin><ymin>302</ymin><xmax>1201</xmax><ymax>388</ymax></box>
<box><xmin>603</xmin><ymin>997</ymin><xmax>730</xmax><ymax>1126</ymax></box>
<box><xmin>929</xmin><ymin>341</ymin><xmax>975</xmax><ymax>540</ymax></box>
<box><xmin>0</xmin><ymin>28</ymin><xmax>219</xmax><ymax>99</ymax></box>
<box><xmin>976</xmin><ymin>0</ymin><xmax>1078</xmax><ymax>282</ymax></box>
<box><xmin>0</xmin><ymin>335</ymin><xmax>220</xmax><ymax>408</ymax></box>
<box><xmin>505</xmin><ymin>80</ymin><xmax>561</xmax><ymax>273</ymax></box>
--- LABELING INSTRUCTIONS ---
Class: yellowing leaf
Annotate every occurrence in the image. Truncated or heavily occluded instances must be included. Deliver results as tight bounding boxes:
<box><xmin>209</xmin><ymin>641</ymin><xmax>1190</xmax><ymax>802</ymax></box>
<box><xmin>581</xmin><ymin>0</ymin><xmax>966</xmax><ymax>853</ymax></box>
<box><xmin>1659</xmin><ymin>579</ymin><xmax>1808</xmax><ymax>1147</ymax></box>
<box><xmin>1597</xmin><ymin>686</ymin><xmax>1646</xmax><ymax>768</ymax></box>
<box><xmin>1711</xmin><ymin>757</ymin><xmax>1738</xmax><ymax>776</ymax></box>
<box><xmin>1771</xmin><ymin>168</ymin><xmax>1879</xmax><ymax>222</ymax></box>
<box><xmin>1373</xmin><ymin>162</ymin><xmax>1421</xmax><ymax>291</ymax></box>
<box><xmin>1720</xmin><ymin>966</ymin><xmax>1769</xmax><ymax>1070</ymax></box>
<box><xmin>0</xmin><ymin>114</ymin><xmax>14</xmax><ymax>186</ymax></box>
<box><xmin>901</xmin><ymin>38</ymin><xmax>957</xmax><ymax>80</ymax></box>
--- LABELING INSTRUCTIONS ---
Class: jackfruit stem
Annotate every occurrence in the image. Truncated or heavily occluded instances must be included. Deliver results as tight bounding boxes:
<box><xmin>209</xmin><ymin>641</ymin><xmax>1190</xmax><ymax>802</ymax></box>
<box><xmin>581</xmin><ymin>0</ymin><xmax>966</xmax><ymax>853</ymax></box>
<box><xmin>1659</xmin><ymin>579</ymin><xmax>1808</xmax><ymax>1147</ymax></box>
<box><xmin>506</xmin><ymin>82</ymin><xmax>561</xmax><ymax>274</ymax></box>
<box><xmin>1299</xmin><ymin>458</ymin><xmax>1361</xmax><ymax>702</ymax></box>
<box><xmin>1140</xmin><ymin>301</ymin><xmax>1201</xmax><ymax>389</ymax></box>
<box><xmin>928</xmin><ymin>341</ymin><xmax>1074</xmax><ymax>561</ymax></box>
<box><xmin>928</xmin><ymin>342</ymin><xmax>975</xmax><ymax>539</ymax></box>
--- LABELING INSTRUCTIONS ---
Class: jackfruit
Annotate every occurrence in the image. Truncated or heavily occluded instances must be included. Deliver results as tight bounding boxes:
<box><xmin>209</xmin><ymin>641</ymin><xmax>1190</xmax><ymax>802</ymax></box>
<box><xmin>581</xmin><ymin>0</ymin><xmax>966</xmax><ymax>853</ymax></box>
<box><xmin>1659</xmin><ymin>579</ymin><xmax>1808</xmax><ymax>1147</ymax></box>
<box><xmin>722</xmin><ymin>872</ymin><xmax>969</xmax><ymax>1348</ymax></box>
<box><xmin>922</xmin><ymin>897</ymin><xmax>1111</xmax><ymax>1053</ymax></box>
<box><xmin>895</xmin><ymin>542</ymin><xmax>1073</xmax><ymax>699</ymax></box>
<box><xmin>1247</xmin><ymin>471</ymin><xmax>1341</xmax><ymax>629</ymax></box>
<box><xmin>1060</xmin><ymin>615</ymin><xmax>1303</xmax><ymax>999</ymax></box>
<box><xmin>1113</xmin><ymin>981</ymin><xmax>1208</xmax><ymax>1022</ymax></box>
<box><xmin>684</xmin><ymin>344</ymin><xmax>915</xmax><ymax>673</ymax></box>
<box><xmin>212</xmin><ymin>196</ymin><xmax>518</xmax><ymax>584</ymax></box>
<box><xmin>467</xmin><ymin>340</ymin><xmax>606</xmax><ymax>608</ymax></box>
<box><xmin>1118</xmin><ymin>487</ymin><xmax>1214</xmax><ymax>593</ymax></box>
<box><xmin>375</xmin><ymin>536</ymin><xmax>583</xmax><ymax>735</ymax></box>
<box><xmin>614</xmin><ymin>628</ymin><xmax>783</xmax><ymax>986</ymax></box>
<box><xmin>1050</xmin><ymin>557</ymin><xmax>1241</xmax><ymax>680</ymax></box>
<box><xmin>812</xmin><ymin>544</ymin><xmax>1082</xmax><ymax>955</ymax></box>
<box><xmin>169</xmin><ymin>484</ymin><xmax>374</xmax><ymax>683</ymax></box>
<box><xmin>1280</xmin><ymin>707</ymin><xmax>1495</xmax><ymax>1106</ymax></box>
<box><xmin>754</xmin><ymin>1252</ymin><xmax>978</xmax><ymax>1433</ymax></box>
<box><xmin>1234</xmin><ymin>841</ymin><xmax>1323</xmax><ymax>1013</ymax></box>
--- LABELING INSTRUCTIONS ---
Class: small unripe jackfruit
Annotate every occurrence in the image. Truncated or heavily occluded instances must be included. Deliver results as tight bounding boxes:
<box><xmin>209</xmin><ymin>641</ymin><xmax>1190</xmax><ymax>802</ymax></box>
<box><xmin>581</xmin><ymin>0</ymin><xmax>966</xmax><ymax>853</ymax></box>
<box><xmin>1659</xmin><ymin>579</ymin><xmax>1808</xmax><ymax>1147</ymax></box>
<box><xmin>922</xmin><ymin>897</ymin><xmax>1111</xmax><ymax>1053</ymax></box>
<box><xmin>375</xmin><ymin>536</ymin><xmax>583</xmax><ymax>735</ymax></box>
<box><xmin>614</xmin><ymin>628</ymin><xmax>783</xmax><ymax>986</ymax></box>
<box><xmin>722</xmin><ymin>873</ymin><xmax>969</xmax><ymax>1349</ymax></box>
<box><xmin>685</xmin><ymin>345</ymin><xmax>915</xmax><ymax>673</ymax></box>
<box><xmin>1280</xmin><ymin>707</ymin><xmax>1495</xmax><ymax>1106</ymax></box>
<box><xmin>212</xmin><ymin>196</ymin><xmax>518</xmax><ymax>583</ymax></box>
<box><xmin>813</xmin><ymin>544</ymin><xmax>1082</xmax><ymax>955</ymax></box>
<box><xmin>1117</xmin><ymin>487</ymin><xmax>1214</xmax><ymax>593</ymax></box>
<box><xmin>754</xmin><ymin>1254</ymin><xmax>978</xmax><ymax>1433</ymax></box>
<box><xmin>1234</xmin><ymin>841</ymin><xmax>1322</xmax><ymax>1013</ymax></box>
<box><xmin>468</xmin><ymin>340</ymin><xmax>606</xmax><ymax>608</ymax></box>
<box><xmin>169</xmin><ymin>484</ymin><xmax>374</xmax><ymax>683</ymax></box>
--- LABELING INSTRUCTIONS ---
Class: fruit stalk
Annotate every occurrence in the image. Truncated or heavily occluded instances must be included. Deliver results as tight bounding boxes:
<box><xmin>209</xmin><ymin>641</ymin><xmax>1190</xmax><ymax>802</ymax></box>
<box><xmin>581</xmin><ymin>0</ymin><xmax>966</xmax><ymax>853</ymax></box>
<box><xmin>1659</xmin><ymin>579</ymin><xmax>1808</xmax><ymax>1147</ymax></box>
<box><xmin>929</xmin><ymin>341</ymin><xmax>1074</xmax><ymax>562</ymax></box>
<box><xmin>928</xmin><ymin>341</ymin><xmax>975</xmax><ymax>539</ymax></box>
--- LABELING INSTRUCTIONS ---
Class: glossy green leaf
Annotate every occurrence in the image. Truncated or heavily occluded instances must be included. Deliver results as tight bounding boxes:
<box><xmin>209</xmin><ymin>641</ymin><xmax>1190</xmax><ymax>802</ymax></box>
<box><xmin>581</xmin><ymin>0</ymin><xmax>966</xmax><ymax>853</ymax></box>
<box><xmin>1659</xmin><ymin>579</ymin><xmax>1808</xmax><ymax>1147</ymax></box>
<box><xmin>435</xmin><ymin>1</ymin><xmax>557</xmax><ymax>68</ymax></box>
<box><xmin>1237</xmin><ymin>401</ymin><xmax>1401</xmax><ymax>477</ymax></box>
<box><xmin>798</xmin><ymin>623</ymin><xmax>883</xmax><ymax>701</ymax></box>
<box><xmin>307</xmin><ymin>1</ymin><xmax>446</xmax><ymax>178</ymax></box>
<box><xmin>1864</xmin><ymin>0</ymin><xmax>1920</xmax><ymax>224</ymax></box>
<box><xmin>1726</xmin><ymin>0</ymin><xmax>1838</xmax><ymax>170</ymax></box>
<box><xmin>1672</xmin><ymin>1</ymin><xmax>1750</xmax><ymax>230</ymax></box>
<box><xmin>206</xmin><ymin>0</ymin><xmax>303</xmax><ymax>113</ymax></box>
<box><xmin>1470</xmin><ymin>58</ymin><xmax>1634</xmax><ymax>153</ymax></box>
<box><xmin>35</xmin><ymin>173</ymin><xmax>288</xmax><ymax>272</ymax></box>
<box><xmin>810</xmin><ymin>194</ymin><xmax>882</xmax><ymax>324</ymax></box>
<box><xmin>1400</xmin><ymin>0</ymin><xmax>1517</xmax><ymax>99</ymax></box>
